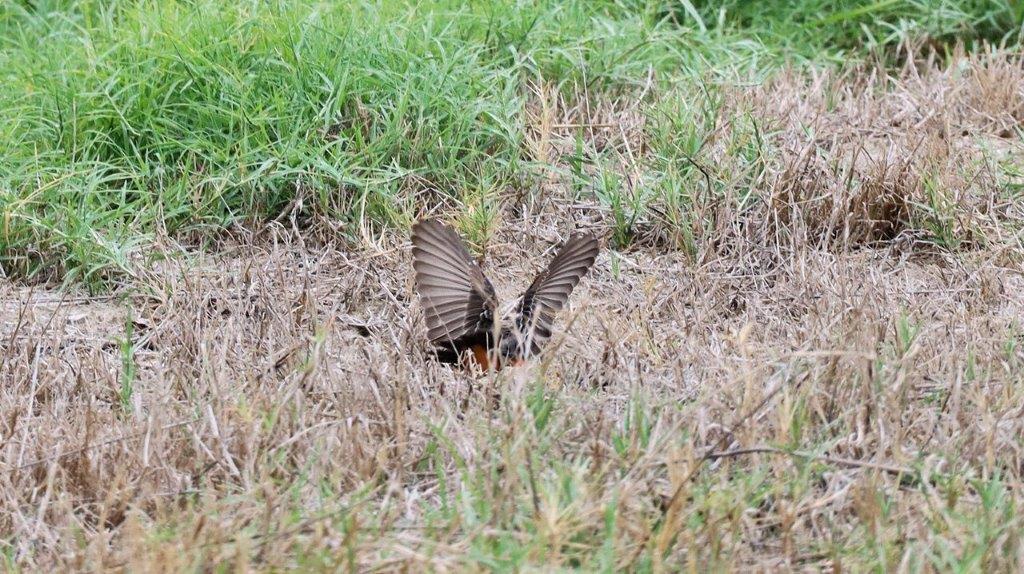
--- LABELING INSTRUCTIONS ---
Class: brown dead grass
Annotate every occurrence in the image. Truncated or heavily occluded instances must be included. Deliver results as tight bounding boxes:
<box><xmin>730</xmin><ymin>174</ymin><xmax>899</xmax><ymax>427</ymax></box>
<box><xmin>3</xmin><ymin>51</ymin><xmax>1024</xmax><ymax>571</ymax></box>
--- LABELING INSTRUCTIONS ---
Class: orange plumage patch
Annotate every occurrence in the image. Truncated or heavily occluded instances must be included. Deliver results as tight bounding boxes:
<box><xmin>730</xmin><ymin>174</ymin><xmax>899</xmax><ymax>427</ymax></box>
<box><xmin>464</xmin><ymin>345</ymin><xmax>529</xmax><ymax>371</ymax></box>
<box><xmin>470</xmin><ymin>344</ymin><xmax>492</xmax><ymax>371</ymax></box>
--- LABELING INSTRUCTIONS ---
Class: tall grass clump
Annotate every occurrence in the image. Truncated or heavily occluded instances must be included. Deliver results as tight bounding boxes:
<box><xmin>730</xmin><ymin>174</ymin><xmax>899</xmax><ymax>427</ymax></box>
<box><xmin>2</xmin><ymin>0</ymin><xmax>1022</xmax><ymax>286</ymax></box>
<box><xmin>1</xmin><ymin>0</ymin><xmax>529</xmax><ymax>286</ymax></box>
<box><xmin>686</xmin><ymin>0</ymin><xmax>1024</xmax><ymax>58</ymax></box>
<box><xmin>0</xmin><ymin>0</ymin><xmax>796</xmax><ymax>286</ymax></box>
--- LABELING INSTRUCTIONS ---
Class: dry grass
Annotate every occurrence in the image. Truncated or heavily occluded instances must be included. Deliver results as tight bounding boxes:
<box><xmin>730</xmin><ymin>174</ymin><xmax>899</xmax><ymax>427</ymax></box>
<box><xmin>3</xmin><ymin>50</ymin><xmax>1024</xmax><ymax>571</ymax></box>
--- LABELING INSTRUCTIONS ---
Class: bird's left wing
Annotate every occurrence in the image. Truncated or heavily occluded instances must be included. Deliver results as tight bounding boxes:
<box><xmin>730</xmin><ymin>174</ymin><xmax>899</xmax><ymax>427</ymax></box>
<box><xmin>513</xmin><ymin>233</ymin><xmax>600</xmax><ymax>352</ymax></box>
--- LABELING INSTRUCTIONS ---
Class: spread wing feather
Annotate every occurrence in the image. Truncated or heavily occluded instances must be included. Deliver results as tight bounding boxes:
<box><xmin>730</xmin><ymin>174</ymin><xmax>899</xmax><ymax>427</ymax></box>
<box><xmin>514</xmin><ymin>233</ymin><xmax>600</xmax><ymax>351</ymax></box>
<box><xmin>411</xmin><ymin>219</ymin><xmax>496</xmax><ymax>344</ymax></box>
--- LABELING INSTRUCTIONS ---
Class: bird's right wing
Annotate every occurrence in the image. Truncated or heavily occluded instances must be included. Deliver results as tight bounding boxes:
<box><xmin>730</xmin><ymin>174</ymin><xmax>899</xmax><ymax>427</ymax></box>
<box><xmin>411</xmin><ymin>219</ymin><xmax>497</xmax><ymax>344</ymax></box>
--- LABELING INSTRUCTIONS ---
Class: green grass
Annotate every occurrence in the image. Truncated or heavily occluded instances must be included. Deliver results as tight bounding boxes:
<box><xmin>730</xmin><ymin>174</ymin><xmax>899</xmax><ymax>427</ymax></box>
<box><xmin>688</xmin><ymin>0</ymin><xmax>1024</xmax><ymax>56</ymax></box>
<box><xmin>3</xmin><ymin>0</ymin><xmax>1020</xmax><ymax>288</ymax></box>
<box><xmin>118</xmin><ymin>310</ymin><xmax>137</xmax><ymax>416</ymax></box>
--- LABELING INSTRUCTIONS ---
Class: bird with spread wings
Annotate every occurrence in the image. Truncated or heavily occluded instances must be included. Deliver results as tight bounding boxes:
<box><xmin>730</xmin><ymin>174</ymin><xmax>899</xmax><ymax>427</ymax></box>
<box><xmin>411</xmin><ymin>219</ymin><xmax>600</xmax><ymax>370</ymax></box>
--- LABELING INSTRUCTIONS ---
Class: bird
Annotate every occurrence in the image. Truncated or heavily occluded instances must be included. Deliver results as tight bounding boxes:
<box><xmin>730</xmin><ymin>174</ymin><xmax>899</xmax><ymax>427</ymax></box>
<box><xmin>411</xmin><ymin>219</ymin><xmax>600</xmax><ymax>371</ymax></box>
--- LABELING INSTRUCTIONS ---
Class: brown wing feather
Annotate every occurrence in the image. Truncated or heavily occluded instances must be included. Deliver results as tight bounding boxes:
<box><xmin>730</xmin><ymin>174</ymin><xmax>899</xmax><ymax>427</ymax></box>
<box><xmin>514</xmin><ymin>233</ymin><xmax>600</xmax><ymax>351</ymax></box>
<box><xmin>411</xmin><ymin>219</ymin><xmax>496</xmax><ymax>345</ymax></box>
